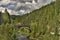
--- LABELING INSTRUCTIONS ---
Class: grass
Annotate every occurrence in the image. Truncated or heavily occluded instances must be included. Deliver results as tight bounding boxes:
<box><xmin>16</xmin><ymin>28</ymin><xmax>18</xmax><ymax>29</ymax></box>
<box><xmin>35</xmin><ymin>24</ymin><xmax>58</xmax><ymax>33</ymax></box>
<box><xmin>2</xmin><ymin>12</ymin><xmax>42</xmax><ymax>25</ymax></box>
<box><xmin>0</xmin><ymin>0</ymin><xmax>60</xmax><ymax>40</ymax></box>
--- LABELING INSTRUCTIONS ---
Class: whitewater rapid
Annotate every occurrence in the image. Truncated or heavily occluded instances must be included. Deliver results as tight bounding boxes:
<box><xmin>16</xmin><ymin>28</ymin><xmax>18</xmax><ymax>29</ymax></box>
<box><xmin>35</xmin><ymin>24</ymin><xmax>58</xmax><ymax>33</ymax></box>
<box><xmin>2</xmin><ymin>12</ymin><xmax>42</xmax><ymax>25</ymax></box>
<box><xmin>0</xmin><ymin>0</ymin><xmax>56</xmax><ymax>15</ymax></box>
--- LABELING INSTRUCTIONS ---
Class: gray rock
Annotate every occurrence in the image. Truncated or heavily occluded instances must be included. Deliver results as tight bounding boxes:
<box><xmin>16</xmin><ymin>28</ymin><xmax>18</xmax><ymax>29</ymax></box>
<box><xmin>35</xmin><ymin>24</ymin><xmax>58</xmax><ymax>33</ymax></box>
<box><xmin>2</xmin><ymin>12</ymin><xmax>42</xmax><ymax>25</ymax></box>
<box><xmin>17</xmin><ymin>35</ymin><xmax>30</xmax><ymax>40</ymax></box>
